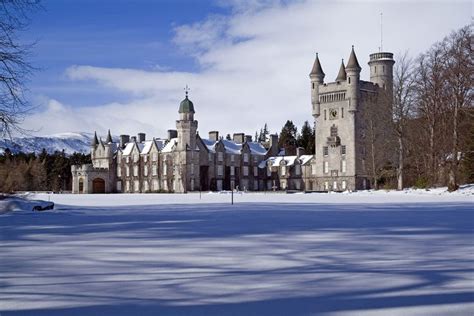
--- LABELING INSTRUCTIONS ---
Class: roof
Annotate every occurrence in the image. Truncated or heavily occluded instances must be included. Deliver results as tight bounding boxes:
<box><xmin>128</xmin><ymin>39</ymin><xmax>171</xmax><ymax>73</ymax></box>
<box><xmin>179</xmin><ymin>96</ymin><xmax>195</xmax><ymax>113</ymax></box>
<box><xmin>309</xmin><ymin>53</ymin><xmax>325</xmax><ymax>77</ymax></box>
<box><xmin>141</xmin><ymin>139</ymin><xmax>166</xmax><ymax>154</ymax></box>
<box><xmin>91</xmin><ymin>131</ymin><xmax>98</xmax><ymax>146</ymax></box>
<box><xmin>162</xmin><ymin>138</ymin><xmax>178</xmax><ymax>153</ymax></box>
<box><xmin>336</xmin><ymin>59</ymin><xmax>347</xmax><ymax>81</ymax></box>
<box><xmin>202</xmin><ymin>138</ymin><xmax>267</xmax><ymax>155</ymax></box>
<box><xmin>105</xmin><ymin>130</ymin><xmax>112</xmax><ymax>143</ymax></box>
<box><xmin>346</xmin><ymin>46</ymin><xmax>361</xmax><ymax>71</ymax></box>
<box><xmin>259</xmin><ymin>155</ymin><xmax>314</xmax><ymax>168</ymax></box>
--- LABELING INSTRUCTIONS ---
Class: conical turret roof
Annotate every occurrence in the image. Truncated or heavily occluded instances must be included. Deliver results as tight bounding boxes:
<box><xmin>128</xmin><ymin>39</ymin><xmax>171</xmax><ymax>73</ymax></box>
<box><xmin>336</xmin><ymin>59</ymin><xmax>347</xmax><ymax>81</ymax></box>
<box><xmin>91</xmin><ymin>131</ymin><xmax>99</xmax><ymax>146</ymax></box>
<box><xmin>346</xmin><ymin>46</ymin><xmax>361</xmax><ymax>71</ymax></box>
<box><xmin>310</xmin><ymin>53</ymin><xmax>325</xmax><ymax>77</ymax></box>
<box><xmin>106</xmin><ymin>129</ymin><xmax>112</xmax><ymax>143</ymax></box>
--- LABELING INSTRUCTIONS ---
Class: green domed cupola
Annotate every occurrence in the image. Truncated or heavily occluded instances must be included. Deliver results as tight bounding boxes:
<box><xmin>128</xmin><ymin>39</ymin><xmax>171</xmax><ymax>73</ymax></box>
<box><xmin>179</xmin><ymin>87</ymin><xmax>195</xmax><ymax>113</ymax></box>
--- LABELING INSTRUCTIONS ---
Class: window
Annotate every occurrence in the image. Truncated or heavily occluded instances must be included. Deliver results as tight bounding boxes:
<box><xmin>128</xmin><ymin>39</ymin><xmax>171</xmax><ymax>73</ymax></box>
<box><xmin>312</xmin><ymin>82</ymin><xmax>314</xmax><ymax>89</ymax></box>
<box><xmin>312</xmin><ymin>164</ymin><xmax>316</xmax><ymax>175</ymax></box>
<box><xmin>133</xmin><ymin>154</ymin><xmax>139</xmax><ymax>163</ymax></box>
<box><xmin>208</xmin><ymin>153</ymin><xmax>213</xmax><ymax>162</ymax></box>
<box><xmin>190</xmin><ymin>164</ymin><xmax>194</xmax><ymax>175</ymax></box>
<box><xmin>323</xmin><ymin>146</ymin><xmax>329</xmax><ymax>156</ymax></box>
<box><xmin>134</xmin><ymin>180</ymin><xmax>139</xmax><ymax>192</ymax></box>
<box><xmin>324</xmin><ymin>109</ymin><xmax>327</xmax><ymax>120</ymax></box>
<box><xmin>230</xmin><ymin>166</ymin><xmax>235</xmax><ymax>176</ymax></box>
<box><xmin>143</xmin><ymin>181</ymin><xmax>149</xmax><ymax>192</ymax></box>
<box><xmin>324</xmin><ymin>181</ymin><xmax>329</xmax><ymax>190</ymax></box>
<box><xmin>281</xmin><ymin>181</ymin><xmax>287</xmax><ymax>189</ymax></box>
<box><xmin>243</xmin><ymin>153</ymin><xmax>249</xmax><ymax>163</ymax></box>
<box><xmin>126</xmin><ymin>166</ymin><xmax>130</xmax><ymax>177</ymax></box>
<box><xmin>191</xmin><ymin>179</ymin><xmax>195</xmax><ymax>191</ymax></box>
<box><xmin>243</xmin><ymin>166</ymin><xmax>249</xmax><ymax>176</ymax></box>
<box><xmin>116</xmin><ymin>181</ymin><xmax>122</xmax><ymax>192</ymax></box>
<box><xmin>133</xmin><ymin>165</ymin><xmax>138</xmax><ymax>177</ymax></box>
<box><xmin>126</xmin><ymin>180</ymin><xmax>130</xmax><ymax>192</ymax></box>
<box><xmin>253</xmin><ymin>156</ymin><xmax>258</xmax><ymax>163</ymax></box>
<box><xmin>218</xmin><ymin>152</ymin><xmax>224</xmax><ymax>162</ymax></box>
<box><xmin>342</xmin><ymin>160</ymin><xmax>347</xmax><ymax>173</ymax></box>
<box><xmin>254</xmin><ymin>180</ymin><xmax>258</xmax><ymax>190</ymax></box>
<box><xmin>342</xmin><ymin>180</ymin><xmax>347</xmax><ymax>190</ymax></box>
<box><xmin>295</xmin><ymin>164</ymin><xmax>301</xmax><ymax>176</ymax></box>
<box><xmin>217</xmin><ymin>165</ymin><xmax>223</xmax><ymax>176</ymax></box>
<box><xmin>231</xmin><ymin>155</ymin><xmax>235</xmax><ymax>163</ymax></box>
<box><xmin>163</xmin><ymin>164</ymin><xmax>167</xmax><ymax>176</ymax></box>
<box><xmin>143</xmin><ymin>155</ymin><xmax>148</xmax><ymax>163</ymax></box>
<box><xmin>253</xmin><ymin>166</ymin><xmax>258</xmax><ymax>177</ymax></box>
<box><xmin>324</xmin><ymin>161</ymin><xmax>329</xmax><ymax>174</ymax></box>
<box><xmin>374</xmin><ymin>66</ymin><xmax>377</xmax><ymax>73</ymax></box>
<box><xmin>152</xmin><ymin>152</ymin><xmax>158</xmax><ymax>162</ymax></box>
<box><xmin>144</xmin><ymin>165</ymin><xmax>148</xmax><ymax>176</ymax></box>
<box><xmin>281</xmin><ymin>166</ymin><xmax>286</xmax><ymax>176</ymax></box>
<box><xmin>152</xmin><ymin>165</ymin><xmax>158</xmax><ymax>176</ymax></box>
<box><xmin>341</xmin><ymin>145</ymin><xmax>346</xmax><ymax>155</ymax></box>
<box><xmin>126</xmin><ymin>156</ymin><xmax>130</xmax><ymax>163</ymax></box>
<box><xmin>117</xmin><ymin>167</ymin><xmax>121</xmax><ymax>177</ymax></box>
<box><xmin>153</xmin><ymin>179</ymin><xmax>159</xmax><ymax>191</ymax></box>
<box><xmin>341</xmin><ymin>107</ymin><xmax>344</xmax><ymax>118</ymax></box>
<box><xmin>333</xmin><ymin>181</ymin><xmax>338</xmax><ymax>190</ymax></box>
<box><xmin>348</xmin><ymin>77</ymin><xmax>351</xmax><ymax>84</ymax></box>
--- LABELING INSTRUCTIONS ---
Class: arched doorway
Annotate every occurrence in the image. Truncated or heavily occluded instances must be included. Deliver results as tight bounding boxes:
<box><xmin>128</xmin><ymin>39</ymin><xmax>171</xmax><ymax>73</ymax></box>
<box><xmin>79</xmin><ymin>178</ymin><xmax>84</xmax><ymax>193</ymax></box>
<box><xmin>92</xmin><ymin>178</ymin><xmax>105</xmax><ymax>193</ymax></box>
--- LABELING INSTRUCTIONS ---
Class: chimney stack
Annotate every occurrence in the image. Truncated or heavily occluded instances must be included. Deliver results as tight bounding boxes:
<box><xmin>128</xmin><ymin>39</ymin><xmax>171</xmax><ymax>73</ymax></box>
<box><xmin>233</xmin><ymin>133</ymin><xmax>245</xmax><ymax>144</ymax></box>
<box><xmin>209</xmin><ymin>131</ymin><xmax>219</xmax><ymax>141</ymax></box>
<box><xmin>138</xmin><ymin>133</ymin><xmax>146</xmax><ymax>143</ymax></box>
<box><xmin>296</xmin><ymin>147</ymin><xmax>305</xmax><ymax>158</ymax></box>
<box><xmin>245</xmin><ymin>135</ymin><xmax>252</xmax><ymax>143</ymax></box>
<box><xmin>167</xmin><ymin>129</ymin><xmax>177</xmax><ymax>140</ymax></box>
<box><xmin>119</xmin><ymin>134</ymin><xmax>130</xmax><ymax>148</ymax></box>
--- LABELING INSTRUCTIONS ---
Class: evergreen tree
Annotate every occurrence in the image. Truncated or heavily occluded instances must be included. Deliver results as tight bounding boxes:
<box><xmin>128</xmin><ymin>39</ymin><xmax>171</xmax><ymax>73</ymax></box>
<box><xmin>297</xmin><ymin>120</ymin><xmax>315</xmax><ymax>154</ymax></box>
<box><xmin>278</xmin><ymin>120</ymin><xmax>298</xmax><ymax>156</ymax></box>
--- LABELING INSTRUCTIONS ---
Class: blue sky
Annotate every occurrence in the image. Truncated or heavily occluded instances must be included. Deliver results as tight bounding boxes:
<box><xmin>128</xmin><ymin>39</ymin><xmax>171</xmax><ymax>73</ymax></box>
<box><xmin>19</xmin><ymin>0</ymin><xmax>472</xmax><ymax>138</ymax></box>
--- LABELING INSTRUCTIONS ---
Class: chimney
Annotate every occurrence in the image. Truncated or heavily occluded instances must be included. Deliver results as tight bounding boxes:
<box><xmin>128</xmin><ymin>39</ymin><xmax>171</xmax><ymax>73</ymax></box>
<box><xmin>119</xmin><ymin>134</ymin><xmax>130</xmax><ymax>148</ymax></box>
<box><xmin>296</xmin><ymin>147</ymin><xmax>305</xmax><ymax>157</ymax></box>
<box><xmin>138</xmin><ymin>133</ymin><xmax>146</xmax><ymax>143</ymax></box>
<box><xmin>269</xmin><ymin>134</ymin><xmax>279</xmax><ymax>157</ymax></box>
<box><xmin>209</xmin><ymin>131</ymin><xmax>219</xmax><ymax>141</ymax></box>
<box><xmin>233</xmin><ymin>133</ymin><xmax>245</xmax><ymax>144</ymax></box>
<box><xmin>130</xmin><ymin>136</ymin><xmax>137</xmax><ymax>143</ymax></box>
<box><xmin>167</xmin><ymin>129</ymin><xmax>177</xmax><ymax>140</ymax></box>
<box><xmin>245</xmin><ymin>135</ymin><xmax>252</xmax><ymax>143</ymax></box>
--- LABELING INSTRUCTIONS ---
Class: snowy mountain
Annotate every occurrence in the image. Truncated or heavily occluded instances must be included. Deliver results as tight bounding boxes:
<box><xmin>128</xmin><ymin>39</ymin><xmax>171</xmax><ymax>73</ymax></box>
<box><xmin>0</xmin><ymin>132</ymin><xmax>93</xmax><ymax>155</ymax></box>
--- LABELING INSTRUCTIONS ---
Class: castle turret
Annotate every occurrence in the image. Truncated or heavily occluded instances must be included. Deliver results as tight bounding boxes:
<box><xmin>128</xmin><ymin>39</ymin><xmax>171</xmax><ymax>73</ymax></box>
<box><xmin>335</xmin><ymin>59</ymin><xmax>347</xmax><ymax>82</ymax></box>
<box><xmin>368</xmin><ymin>51</ymin><xmax>395</xmax><ymax>101</ymax></box>
<box><xmin>309</xmin><ymin>53</ymin><xmax>325</xmax><ymax>117</ymax></box>
<box><xmin>345</xmin><ymin>46</ymin><xmax>361</xmax><ymax>112</ymax></box>
<box><xmin>176</xmin><ymin>89</ymin><xmax>198</xmax><ymax>151</ymax></box>
<box><xmin>91</xmin><ymin>131</ymin><xmax>99</xmax><ymax>148</ymax></box>
<box><xmin>105</xmin><ymin>129</ymin><xmax>113</xmax><ymax>143</ymax></box>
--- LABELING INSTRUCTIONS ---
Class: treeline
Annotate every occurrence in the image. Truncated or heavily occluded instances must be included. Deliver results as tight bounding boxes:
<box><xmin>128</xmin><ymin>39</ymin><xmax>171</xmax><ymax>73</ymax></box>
<box><xmin>0</xmin><ymin>149</ymin><xmax>91</xmax><ymax>193</ymax></box>
<box><xmin>367</xmin><ymin>25</ymin><xmax>473</xmax><ymax>190</ymax></box>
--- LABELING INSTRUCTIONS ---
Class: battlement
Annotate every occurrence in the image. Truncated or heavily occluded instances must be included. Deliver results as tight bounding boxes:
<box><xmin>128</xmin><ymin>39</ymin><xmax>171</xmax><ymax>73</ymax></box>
<box><xmin>369</xmin><ymin>52</ymin><xmax>394</xmax><ymax>61</ymax></box>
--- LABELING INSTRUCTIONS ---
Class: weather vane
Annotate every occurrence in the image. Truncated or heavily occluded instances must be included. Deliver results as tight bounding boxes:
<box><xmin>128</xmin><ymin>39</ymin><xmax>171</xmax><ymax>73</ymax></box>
<box><xmin>184</xmin><ymin>84</ymin><xmax>190</xmax><ymax>97</ymax></box>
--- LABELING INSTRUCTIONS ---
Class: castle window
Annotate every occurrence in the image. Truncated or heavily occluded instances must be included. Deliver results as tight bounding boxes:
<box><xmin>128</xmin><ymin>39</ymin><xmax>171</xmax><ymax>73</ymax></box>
<box><xmin>254</xmin><ymin>180</ymin><xmax>258</xmax><ymax>190</ymax></box>
<box><xmin>133</xmin><ymin>165</ymin><xmax>138</xmax><ymax>177</ymax></box>
<box><xmin>117</xmin><ymin>167</ymin><xmax>121</xmax><ymax>177</ymax></box>
<box><xmin>153</xmin><ymin>179</ymin><xmax>159</xmax><ymax>191</ymax></box>
<box><xmin>243</xmin><ymin>166</ymin><xmax>249</xmax><ymax>176</ymax></box>
<box><xmin>126</xmin><ymin>156</ymin><xmax>130</xmax><ymax>163</ymax></box>
<box><xmin>324</xmin><ymin>161</ymin><xmax>329</xmax><ymax>174</ymax></box>
<box><xmin>218</xmin><ymin>152</ymin><xmax>224</xmax><ymax>162</ymax></box>
<box><xmin>333</xmin><ymin>181</ymin><xmax>338</xmax><ymax>191</ymax></box>
<box><xmin>133</xmin><ymin>154</ymin><xmax>139</xmax><ymax>163</ymax></box>
<box><xmin>295</xmin><ymin>164</ymin><xmax>301</xmax><ymax>176</ymax></box>
<box><xmin>143</xmin><ymin>181</ymin><xmax>149</xmax><ymax>192</ymax></box>
<box><xmin>231</xmin><ymin>155</ymin><xmax>235</xmax><ymax>163</ymax></box>
<box><xmin>243</xmin><ymin>153</ymin><xmax>249</xmax><ymax>163</ymax></box>
<box><xmin>281</xmin><ymin>166</ymin><xmax>286</xmax><ymax>176</ymax></box>
<box><xmin>311</xmin><ymin>164</ymin><xmax>316</xmax><ymax>175</ymax></box>
<box><xmin>134</xmin><ymin>180</ymin><xmax>139</xmax><ymax>192</ymax></box>
<box><xmin>191</xmin><ymin>164</ymin><xmax>194</xmax><ymax>175</ymax></box>
<box><xmin>324</xmin><ymin>181</ymin><xmax>329</xmax><ymax>190</ymax></box>
<box><xmin>342</xmin><ymin>180</ymin><xmax>347</xmax><ymax>190</ymax></box>
<box><xmin>312</xmin><ymin>82</ymin><xmax>314</xmax><ymax>89</ymax></box>
<box><xmin>152</xmin><ymin>165</ymin><xmax>158</xmax><ymax>176</ymax></box>
<box><xmin>323</xmin><ymin>146</ymin><xmax>329</xmax><ymax>156</ymax></box>
<box><xmin>163</xmin><ymin>164</ymin><xmax>167</xmax><ymax>176</ymax></box>
<box><xmin>341</xmin><ymin>160</ymin><xmax>347</xmax><ymax>173</ymax></box>
<box><xmin>324</xmin><ymin>109</ymin><xmax>327</xmax><ymax>120</ymax></box>
<box><xmin>116</xmin><ymin>181</ymin><xmax>122</xmax><ymax>192</ymax></box>
<box><xmin>143</xmin><ymin>155</ymin><xmax>148</xmax><ymax>163</ymax></box>
<box><xmin>144</xmin><ymin>165</ymin><xmax>148</xmax><ymax>177</ymax></box>
<box><xmin>152</xmin><ymin>152</ymin><xmax>158</xmax><ymax>162</ymax></box>
<box><xmin>341</xmin><ymin>107</ymin><xmax>344</xmax><ymax>118</ymax></box>
<box><xmin>253</xmin><ymin>166</ymin><xmax>258</xmax><ymax>176</ymax></box>
<box><xmin>208</xmin><ymin>153</ymin><xmax>212</xmax><ymax>162</ymax></box>
<box><xmin>230</xmin><ymin>166</ymin><xmax>235</xmax><ymax>176</ymax></box>
<box><xmin>125</xmin><ymin>180</ymin><xmax>130</xmax><ymax>192</ymax></box>
<box><xmin>341</xmin><ymin>145</ymin><xmax>346</xmax><ymax>155</ymax></box>
<box><xmin>125</xmin><ymin>166</ymin><xmax>130</xmax><ymax>177</ymax></box>
<box><xmin>348</xmin><ymin>77</ymin><xmax>351</xmax><ymax>84</ymax></box>
<box><xmin>217</xmin><ymin>165</ymin><xmax>224</xmax><ymax>176</ymax></box>
<box><xmin>374</xmin><ymin>66</ymin><xmax>377</xmax><ymax>73</ymax></box>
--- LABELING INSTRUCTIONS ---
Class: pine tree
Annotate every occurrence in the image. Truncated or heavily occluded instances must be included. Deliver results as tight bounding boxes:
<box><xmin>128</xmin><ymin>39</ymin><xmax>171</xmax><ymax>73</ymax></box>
<box><xmin>297</xmin><ymin>120</ymin><xmax>315</xmax><ymax>154</ymax></box>
<box><xmin>278</xmin><ymin>120</ymin><xmax>298</xmax><ymax>156</ymax></box>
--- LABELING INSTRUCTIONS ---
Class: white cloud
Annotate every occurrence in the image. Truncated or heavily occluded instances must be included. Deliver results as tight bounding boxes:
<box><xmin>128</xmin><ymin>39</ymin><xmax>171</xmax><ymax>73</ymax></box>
<box><xmin>25</xmin><ymin>0</ymin><xmax>472</xmax><ymax>139</ymax></box>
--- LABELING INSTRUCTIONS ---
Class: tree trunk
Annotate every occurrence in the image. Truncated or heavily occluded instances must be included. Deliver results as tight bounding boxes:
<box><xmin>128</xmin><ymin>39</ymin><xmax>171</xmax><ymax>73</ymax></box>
<box><xmin>397</xmin><ymin>132</ymin><xmax>404</xmax><ymax>190</ymax></box>
<box><xmin>448</xmin><ymin>99</ymin><xmax>459</xmax><ymax>191</ymax></box>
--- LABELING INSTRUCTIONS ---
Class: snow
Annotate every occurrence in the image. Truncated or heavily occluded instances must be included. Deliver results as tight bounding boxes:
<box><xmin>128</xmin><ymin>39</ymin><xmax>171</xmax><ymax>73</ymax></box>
<box><xmin>201</xmin><ymin>138</ymin><xmax>267</xmax><ymax>155</ymax></box>
<box><xmin>0</xmin><ymin>187</ymin><xmax>473</xmax><ymax>315</ymax></box>
<box><xmin>161</xmin><ymin>138</ymin><xmax>178</xmax><ymax>153</ymax></box>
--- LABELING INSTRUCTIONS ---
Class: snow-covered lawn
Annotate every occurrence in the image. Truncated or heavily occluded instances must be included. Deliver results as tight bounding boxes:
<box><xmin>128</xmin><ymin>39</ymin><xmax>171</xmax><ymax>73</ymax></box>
<box><xmin>1</xmin><ymin>189</ymin><xmax>473</xmax><ymax>315</ymax></box>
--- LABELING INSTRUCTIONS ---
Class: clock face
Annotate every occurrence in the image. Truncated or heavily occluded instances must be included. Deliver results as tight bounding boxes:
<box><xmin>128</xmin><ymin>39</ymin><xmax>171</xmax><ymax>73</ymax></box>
<box><xmin>329</xmin><ymin>108</ymin><xmax>338</xmax><ymax>120</ymax></box>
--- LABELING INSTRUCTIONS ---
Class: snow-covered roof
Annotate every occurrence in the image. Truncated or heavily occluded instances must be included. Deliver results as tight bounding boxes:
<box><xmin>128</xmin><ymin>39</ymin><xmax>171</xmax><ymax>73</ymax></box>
<box><xmin>201</xmin><ymin>138</ymin><xmax>267</xmax><ymax>155</ymax></box>
<box><xmin>122</xmin><ymin>142</ymin><xmax>135</xmax><ymax>156</ymax></box>
<box><xmin>141</xmin><ymin>139</ymin><xmax>166</xmax><ymax>154</ymax></box>
<box><xmin>259</xmin><ymin>155</ymin><xmax>314</xmax><ymax>168</ymax></box>
<box><xmin>162</xmin><ymin>138</ymin><xmax>178</xmax><ymax>153</ymax></box>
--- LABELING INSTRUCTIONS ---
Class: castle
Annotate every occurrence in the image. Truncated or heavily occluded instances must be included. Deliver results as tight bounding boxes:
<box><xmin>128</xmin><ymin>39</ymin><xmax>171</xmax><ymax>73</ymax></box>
<box><xmin>71</xmin><ymin>47</ymin><xmax>394</xmax><ymax>193</ymax></box>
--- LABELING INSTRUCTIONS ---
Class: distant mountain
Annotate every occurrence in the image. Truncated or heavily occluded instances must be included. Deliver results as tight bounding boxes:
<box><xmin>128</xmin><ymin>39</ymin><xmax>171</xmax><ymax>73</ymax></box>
<box><xmin>0</xmin><ymin>132</ymin><xmax>93</xmax><ymax>155</ymax></box>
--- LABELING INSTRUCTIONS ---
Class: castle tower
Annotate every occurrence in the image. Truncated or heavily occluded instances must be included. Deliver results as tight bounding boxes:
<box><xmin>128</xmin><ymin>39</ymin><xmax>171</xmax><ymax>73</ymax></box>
<box><xmin>345</xmin><ymin>46</ymin><xmax>361</xmax><ymax>112</ymax></box>
<box><xmin>309</xmin><ymin>53</ymin><xmax>325</xmax><ymax>117</ymax></box>
<box><xmin>176</xmin><ymin>89</ymin><xmax>198</xmax><ymax>151</ymax></box>
<box><xmin>368</xmin><ymin>52</ymin><xmax>395</xmax><ymax>101</ymax></box>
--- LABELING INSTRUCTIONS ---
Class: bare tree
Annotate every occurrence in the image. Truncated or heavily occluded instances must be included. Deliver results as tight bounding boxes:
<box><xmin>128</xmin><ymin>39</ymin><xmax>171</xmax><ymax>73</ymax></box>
<box><xmin>441</xmin><ymin>25</ymin><xmax>473</xmax><ymax>191</ymax></box>
<box><xmin>0</xmin><ymin>0</ymin><xmax>39</xmax><ymax>137</ymax></box>
<box><xmin>393</xmin><ymin>52</ymin><xmax>416</xmax><ymax>190</ymax></box>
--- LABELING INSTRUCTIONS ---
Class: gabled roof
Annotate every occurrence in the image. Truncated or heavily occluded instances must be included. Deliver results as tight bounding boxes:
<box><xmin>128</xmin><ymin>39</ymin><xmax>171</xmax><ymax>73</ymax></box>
<box><xmin>201</xmin><ymin>138</ymin><xmax>267</xmax><ymax>155</ymax></box>
<box><xmin>162</xmin><ymin>138</ymin><xmax>178</xmax><ymax>153</ymax></box>
<box><xmin>259</xmin><ymin>155</ymin><xmax>314</xmax><ymax>168</ymax></box>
